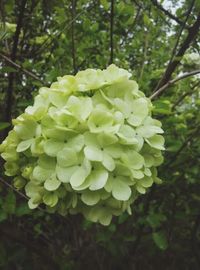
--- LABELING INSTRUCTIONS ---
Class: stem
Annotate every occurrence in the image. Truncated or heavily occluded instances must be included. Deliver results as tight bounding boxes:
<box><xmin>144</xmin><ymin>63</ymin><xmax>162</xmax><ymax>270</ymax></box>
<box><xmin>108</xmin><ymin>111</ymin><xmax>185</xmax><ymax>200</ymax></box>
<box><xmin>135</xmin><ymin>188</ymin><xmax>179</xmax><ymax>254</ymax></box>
<box><xmin>150</xmin><ymin>69</ymin><xmax>200</xmax><ymax>99</ymax></box>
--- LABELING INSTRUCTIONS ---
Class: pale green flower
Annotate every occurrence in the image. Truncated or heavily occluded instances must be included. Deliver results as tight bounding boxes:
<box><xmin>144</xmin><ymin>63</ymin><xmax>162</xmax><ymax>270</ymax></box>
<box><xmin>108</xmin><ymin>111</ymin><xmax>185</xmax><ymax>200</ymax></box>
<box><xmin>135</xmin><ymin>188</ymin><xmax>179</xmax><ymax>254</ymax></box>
<box><xmin>0</xmin><ymin>64</ymin><xmax>164</xmax><ymax>225</ymax></box>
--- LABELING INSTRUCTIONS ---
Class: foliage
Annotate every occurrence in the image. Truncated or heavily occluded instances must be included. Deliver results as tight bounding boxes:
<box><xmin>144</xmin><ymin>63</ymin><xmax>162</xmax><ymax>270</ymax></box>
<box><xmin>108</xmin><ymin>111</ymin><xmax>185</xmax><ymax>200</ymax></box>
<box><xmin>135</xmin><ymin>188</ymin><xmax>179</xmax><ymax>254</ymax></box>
<box><xmin>0</xmin><ymin>0</ymin><xmax>200</xmax><ymax>269</ymax></box>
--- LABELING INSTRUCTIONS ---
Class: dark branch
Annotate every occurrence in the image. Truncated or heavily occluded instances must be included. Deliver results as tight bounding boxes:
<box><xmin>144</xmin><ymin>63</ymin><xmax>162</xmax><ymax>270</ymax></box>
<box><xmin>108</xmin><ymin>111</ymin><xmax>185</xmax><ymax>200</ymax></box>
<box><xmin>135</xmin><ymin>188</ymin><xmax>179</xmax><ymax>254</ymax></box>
<box><xmin>71</xmin><ymin>0</ymin><xmax>77</xmax><ymax>74</ymax></box>
<box><xmin>153</xmin><ymin>12</ymin><xmax>200</xmax><ymax>91</ymax></box>
<box><xmin>150</xmin><ymin>69</ymin><xmax>200</xmax><ymax>99</ymax></box>
<box><xmin>0</xmin><ymin>52</ymin><xmax>43</xmax><ymax>82</ymax></box>
<box><xmin>109</xmin><ymin>0</ymin><xmax>114</xmax><ymax>64</ymax></box>
<box><xmin>165</xmin><ymin>125</ymin><xmax>200</xmax><ymax>168</ymax></box>
<box><xmin>4</xmin><ymin>0</ymin><xmax>27</xmax><ymax>125</ymax></box>
<box><xmin>0</xmin><ymin>176</ymin><xmax>28</xmax><ymax>200</ymax></box>
<box><xmin>166</xmin><ymin>0</ymin><xmax>195</xmax><ymax>73</ymax></box>
<box><xmin>151</xmin><ymin>0</ymin><xmax>186</xmax><ymax>26</ymax></box>
<box><xmin>0</xmin><ymin>176</ymin><xmax>46</xmax><ymax>212</ymax></box>
<box><xmin>172</xmin><ymin>81</ymin><xmax>200</xmax><ymax>110</ymax></box>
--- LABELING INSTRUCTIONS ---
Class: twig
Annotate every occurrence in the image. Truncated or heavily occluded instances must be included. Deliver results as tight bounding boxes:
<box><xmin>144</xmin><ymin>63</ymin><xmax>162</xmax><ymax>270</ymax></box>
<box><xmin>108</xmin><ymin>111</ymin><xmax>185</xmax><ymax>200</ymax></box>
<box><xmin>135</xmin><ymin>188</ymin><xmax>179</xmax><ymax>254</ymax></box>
<box><xmin>31</xmin><ymin>8</ymin><xmax>88</xmax><ymax>57</ymax></box>
<box><xmin>165</xmin><ymin>0</ymin><xmax>195</xmax><ymax>72</ymax></box>
<box><xmin>139</xmin><ymin>31</ymin><xmax>148</xmax><ymax>82</ymax></box>
<box><xmin>5</xmin><ymin>0</ymin><xmax>27</xmax><ymax>124</ymax></box>
<box><xmin>131</xmin><ymin>187</ymin><xmax>155</xmax><ymax>256</ymax></box>
<box><xmin>0</xmin><ymin>176</ymin><xmax>28</xmax><ymax>200</ymax></box>
<box><xmin>191</xmin><ymin>214</ymin><xmax>200</xmax><ymax>268</ymax></box>
<box><xmin>0</xmin><ymin>177</ymin><xmax>45</xmax><ymax>212</ymax></box>
<box><xmin>109</xmin><ymin>0</ymin><xmax>114</xmax><ymax>64</ymax></box>
<box><xmin>151</xmin><ymin>0</ymin><xmax>186</xmax><ymax>27</ymax></box>
<box><xmin>172</xmin><ymin>80</ymin><xmax>200</xmax><ymax>110</ymax></box>
<box><xmin>150</xmin><ymin>69</ymin><xmax>200</xmax><ymax>99</ymax></box>
<box><xmin>165</xmin><ymin>125</ymin><xmax>200</xmax><ymax>168</ymax></box>
<box><xmin>0</xmin><ymin>52</ymin><xmax>43</xmax><ymax>82</ymax></box>
<box><xmin>153</xmin><ymin>12</ymin><xmax>200</xmax><ymax>92</ymax></box>
<box><xmin>71</xmin><ymin>0</ymin><xmax>77</xmax><ymax>74</ymax></box>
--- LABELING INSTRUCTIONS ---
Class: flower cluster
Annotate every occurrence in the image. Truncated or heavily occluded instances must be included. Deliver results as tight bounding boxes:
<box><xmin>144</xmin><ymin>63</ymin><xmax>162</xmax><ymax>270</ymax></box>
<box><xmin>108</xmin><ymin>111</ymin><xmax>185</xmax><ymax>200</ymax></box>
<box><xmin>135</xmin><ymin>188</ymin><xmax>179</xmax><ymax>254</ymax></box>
<box><xmin>0</xmin><ymin>65</ymin><xmax>164</xmax><ymax>225</ymax></box>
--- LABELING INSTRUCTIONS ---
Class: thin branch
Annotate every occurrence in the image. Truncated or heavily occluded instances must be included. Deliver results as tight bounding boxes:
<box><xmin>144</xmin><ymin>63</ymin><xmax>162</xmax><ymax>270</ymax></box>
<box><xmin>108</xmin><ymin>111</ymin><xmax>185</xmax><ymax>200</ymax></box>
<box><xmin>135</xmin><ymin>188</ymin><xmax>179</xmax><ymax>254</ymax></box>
<box><xmin>165</xmin><ymin>125</ymin><xmax>200</xmax><ymax>168</ymax></box>
<box><xmin>165</xmin><ymin>0</ymin><xmax>195</xmax><ymax>72</ymax></box>
<box><xmin>0</xmin><ymin>52</ymin><xmax>43</xmax><ymax>82</ymax></box>
<box><xmin>31</xmin><ymin>8</ymin><xmax>88</xmax><ymax>57</ymax></box>
<box><xmin>0</xmin><ymin>177</ymin><xmax>45</xmax><ymax>212</ymax></box>
<box><xmin>151</xmin><ymin>0</ymin><xmax>186</xmax><ymax>27</ymax></box>
<box><xmin>71</xmin><ymin>0</ymin><xmax>77</xmax><ymax>74</ymax></box>
<box><xmin>132</xmin><ymin>0</ymin><xmax>142</xmax><ymax>9</ymax></box>
<box><xmin>0</xmin><ymin>176</ymin><xmax>28</xmax><ymax>200</ymax></box>
<box><xmin>139</xmin><ymin>31</ymin><xmax>148</xmax><ymax>82</ymax></box>
<box><xmin>109</xmin><ymin>0</ymin><xmax>114</xmax><ymax>64</ymax></box>
<box><xmin>172</xmin><ymin>81</ymin><xmax>200</xmax><ymax>110</ymax></box>
<box><xmin>120</xmin><ymin>4</ymin><xmax>141</xmax><ymax>47</ymax></box>
<box><xmin>131</xmin><ymin>187</ymin><xmax>155</xmax><ymax>256</ymax></box>
<box><xmin>191</xmin><ymin>214</ymin><xmax>200</xmax><ymax>268</ymax></box>
<box><xmin>0</xmin><ymin>226</ymin><xmax>59</xmax><ymax>269</ymax></box>
<box><xmin>5</xmin><ymin>0</ymin><xmax>27</xmax><ymax>124</ymax></box>
<box><xmin>150</xmin><ymin>69</ymin><xmax>200</xmax><ymax>99</ymax></box>
<box><xmin>153</xmin><ymin>11</ymin><xmax>200</xmax><ymax>92</ymax></box>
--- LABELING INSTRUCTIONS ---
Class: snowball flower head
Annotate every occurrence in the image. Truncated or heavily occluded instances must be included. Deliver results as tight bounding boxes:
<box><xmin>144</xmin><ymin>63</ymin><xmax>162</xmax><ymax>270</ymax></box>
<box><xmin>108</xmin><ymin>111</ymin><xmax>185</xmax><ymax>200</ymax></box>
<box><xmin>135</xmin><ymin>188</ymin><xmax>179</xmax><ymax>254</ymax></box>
<box><xmin>0</xmin><ymin>64</ymin><xmax>164</xmax><ymax>225</ymax></box>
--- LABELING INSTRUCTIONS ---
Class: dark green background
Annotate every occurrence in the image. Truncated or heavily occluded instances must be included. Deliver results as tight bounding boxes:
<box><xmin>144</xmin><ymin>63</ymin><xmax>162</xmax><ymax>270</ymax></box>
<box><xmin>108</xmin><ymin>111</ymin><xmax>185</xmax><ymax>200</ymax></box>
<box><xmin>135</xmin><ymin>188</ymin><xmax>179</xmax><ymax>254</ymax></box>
<box><xmin>0</xmin><ymin>0</ymin><xmax>200</xmax><ymax>269</ymax></box>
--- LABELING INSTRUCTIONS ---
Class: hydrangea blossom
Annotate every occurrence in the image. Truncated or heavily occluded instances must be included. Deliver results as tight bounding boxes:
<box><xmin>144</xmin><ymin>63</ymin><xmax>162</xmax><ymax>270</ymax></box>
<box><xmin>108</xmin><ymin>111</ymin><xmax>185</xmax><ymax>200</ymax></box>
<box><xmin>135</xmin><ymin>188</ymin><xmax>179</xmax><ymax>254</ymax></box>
<box><xmin>0</xmin><ymin>64</ymin><xmax>164</xmax><ymax>225</ymax></box>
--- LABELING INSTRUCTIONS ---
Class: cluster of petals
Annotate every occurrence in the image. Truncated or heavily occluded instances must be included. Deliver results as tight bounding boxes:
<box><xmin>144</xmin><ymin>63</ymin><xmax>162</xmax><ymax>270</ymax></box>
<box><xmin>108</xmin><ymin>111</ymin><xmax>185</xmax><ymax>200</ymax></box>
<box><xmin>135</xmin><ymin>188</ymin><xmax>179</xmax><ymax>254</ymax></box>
<box><xmin>0</xmin><ymin>64</ymin><xmax>164</xmax><ymax>225</ymax></box>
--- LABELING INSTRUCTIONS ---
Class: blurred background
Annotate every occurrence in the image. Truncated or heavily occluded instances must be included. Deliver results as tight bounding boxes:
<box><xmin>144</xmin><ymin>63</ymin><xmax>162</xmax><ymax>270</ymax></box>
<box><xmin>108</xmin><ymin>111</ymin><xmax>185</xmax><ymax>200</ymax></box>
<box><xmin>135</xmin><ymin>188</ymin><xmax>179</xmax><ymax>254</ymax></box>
<box><xmin>0</xmin><ymin>0</ymin><xmax>200</xmax><ymax>269</ymax></box>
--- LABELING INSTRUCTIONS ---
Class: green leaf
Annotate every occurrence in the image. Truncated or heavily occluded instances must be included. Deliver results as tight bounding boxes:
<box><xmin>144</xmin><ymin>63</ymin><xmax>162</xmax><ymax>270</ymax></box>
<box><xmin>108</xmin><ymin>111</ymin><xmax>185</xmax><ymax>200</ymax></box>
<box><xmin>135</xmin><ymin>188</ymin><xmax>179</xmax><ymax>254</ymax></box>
<box><xmin>153</xmin><ymin>100</ymin><xmax>171</xmax><ymax>115</ymax></box>
<box><xmin>15</xmin><ymin>203</ymin><xmax>31</xmax><ymax>216</ymax></box>
<box><xmin>152</xmin><ymin>231</ymin><xmax>168</xmax><ymax>250</ymax></box>
<box><xmin>0</xmin><ymin>122</ymin><xmax>10</xmax><ymax>131</ymax></box>
<box><xmin>0</xmin><ymin>212</ymin><xmax>7</xmax><ymax>222</ymax></box>
<box><xmin>100</xmin><ymin>0</ymin><xmax>109</xmax><ymax>10</ymax></box>
<box><xmin>3</xmin><ymin>191</ymin><xmax>16</xmax><ymax>214</ymax></box>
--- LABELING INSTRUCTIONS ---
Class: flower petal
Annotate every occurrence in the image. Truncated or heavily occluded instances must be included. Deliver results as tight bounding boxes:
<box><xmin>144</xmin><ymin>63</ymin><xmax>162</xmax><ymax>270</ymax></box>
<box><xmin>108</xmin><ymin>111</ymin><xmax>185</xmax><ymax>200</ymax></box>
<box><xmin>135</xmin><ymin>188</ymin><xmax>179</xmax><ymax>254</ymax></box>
<box><xmin>16</xmin><ymin>138</ymin><xmax>34</xmax><ymax>152</ymax></box>
<box><xmin>102</xmin><ymin>153</ymin><xmax>115</xmax><ymax>171</ymax></box>
<box><xmin>43</xmin><ymin>192</ymin><xmax>58</xmax><ymax>207</ymax></box>
<box><xmin>146</xmin><ymin>135</ymin><xmax>165</xmax><ymax>150</ymax></box>
<box><xmin>112</xmin><ymin>180</ymin><xmax>131</xmax><ymax>201</ymax></box>
<box><xmin>56</xmin><ymin>165</ymin><xmax>77</xmax><ymax>183</ymax></box>
<box><xmin>89</xmin><ymin>169</ymin><xmax>108</xmax><ymax>190</ymax></box>
<box><xmin>32</xmin><ymin>166</ymin><xmax>52</xmax><ymax>183</ymax></box>
<box><xmin>84</xmin><ymin>146</ymin><xmax>103</xmax><ymax>161</ymax></box>
<box><xmin>44</xmin><ymin>176</ymin><xmax>61</xmax><ymax>191</ymax></box>
<box><xmin>81</xmin><ymin>191</ymin><xmax>100</xmax><ymax>205</ymax></box>
<box><xmin>44</xmin><ymin>139</ymin><xmax>64</xmax><ymax>157</ymax></box>
<box><xmin>57</xmin><ymin>148</ymin><xmax>78</xmax><ymax>167</ymax></box>
<box><xmin>70</xmin><ymin>167</ymin><xmax>87</xmax><ymax>187</ymax></box>
<box><xmin>67</xmin><ymin>134</ymin><xmax>84</xmax><ymax>152</ymax></box>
